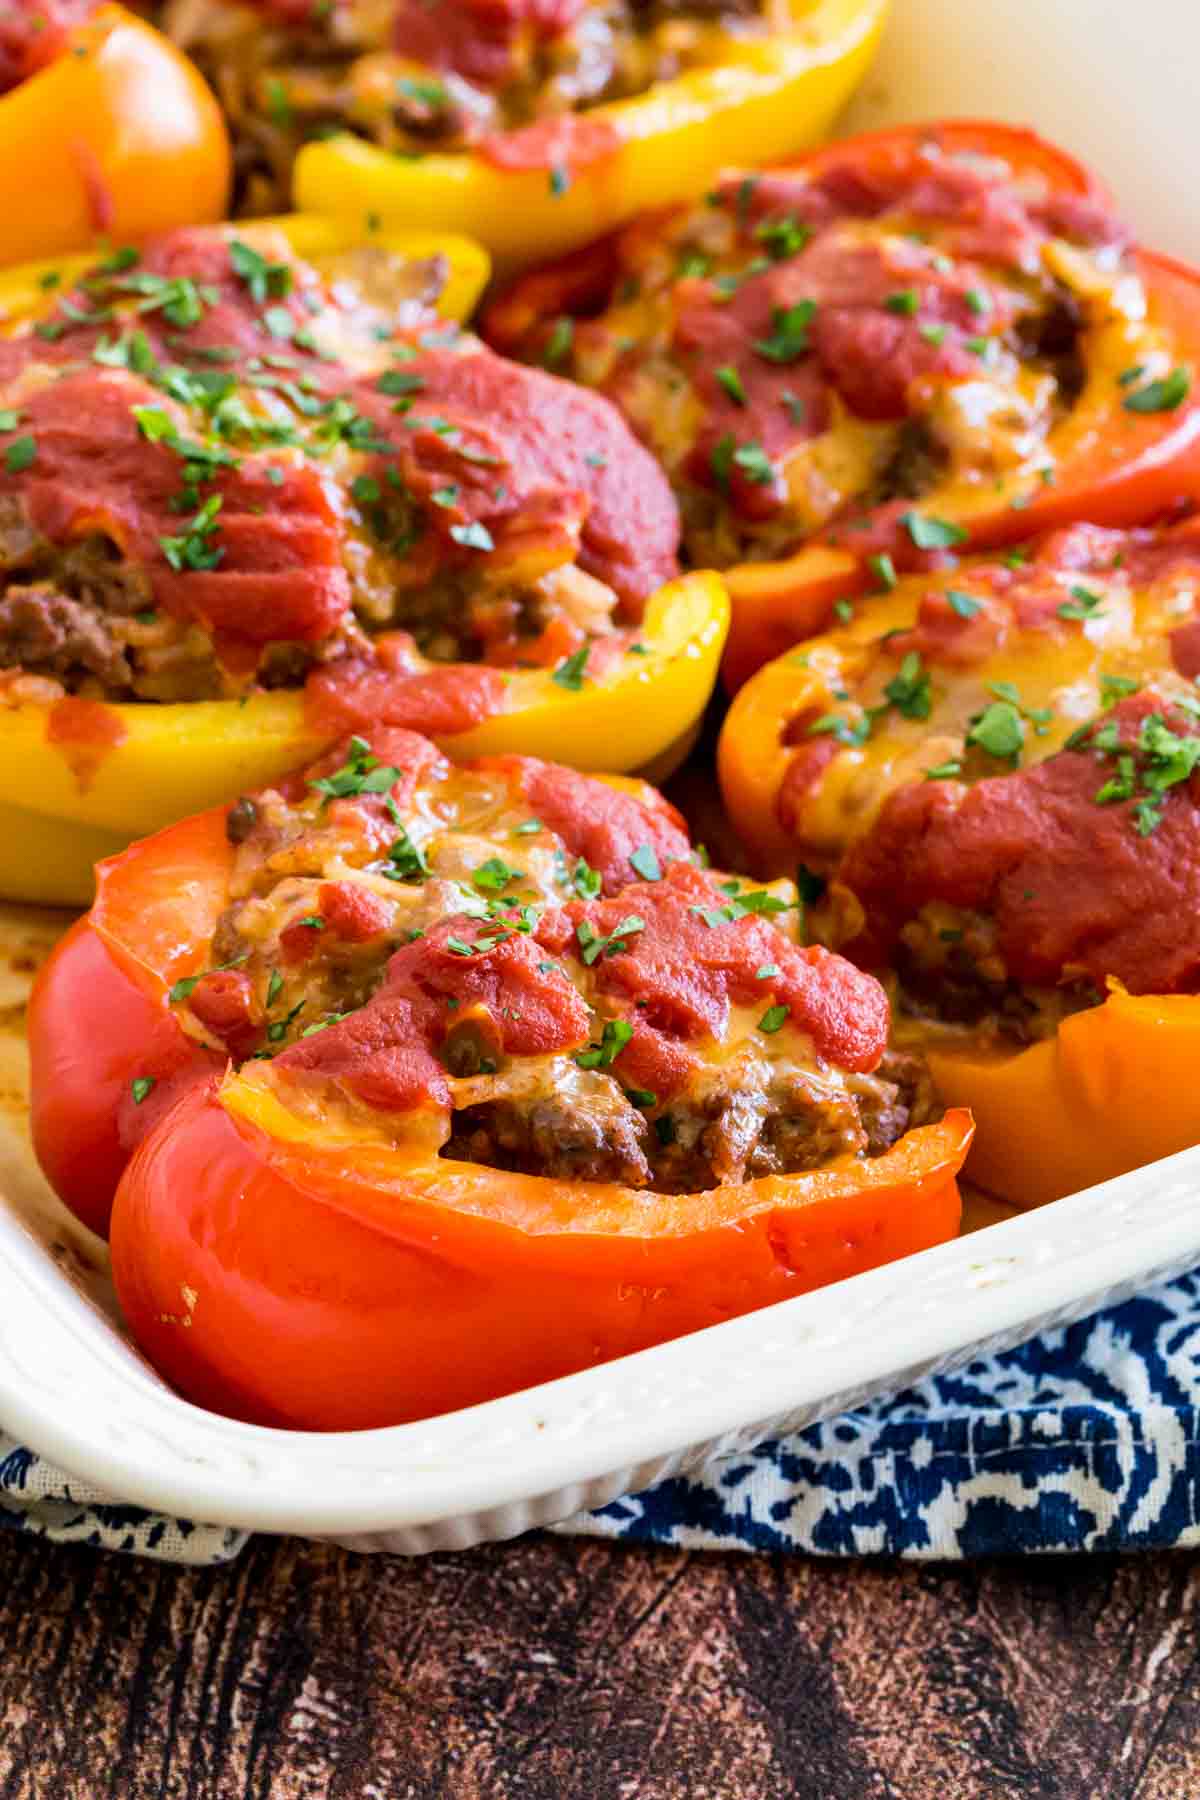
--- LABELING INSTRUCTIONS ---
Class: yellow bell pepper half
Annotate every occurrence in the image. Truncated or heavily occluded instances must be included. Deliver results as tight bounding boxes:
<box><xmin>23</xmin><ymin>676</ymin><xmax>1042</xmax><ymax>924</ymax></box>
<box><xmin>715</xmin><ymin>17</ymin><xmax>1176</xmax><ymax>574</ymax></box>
<box><xmin>294</xmin><ymin>0</ymin><xmax>889</xmax><ymax>270</ymax></box>
<box><xmin>927</xmin><ymin>995</ymin><xmax>1200</xmax><ymax>1210</ymax></box>
<box><xmin>0</xmin><ymin>5</ymin><xmax>232</xmax><ymax>268</ymax></box>
<box><xmin>0</xmin><ymin>573</ymin><xmax>727</xmax><ymax>906</ymax></box>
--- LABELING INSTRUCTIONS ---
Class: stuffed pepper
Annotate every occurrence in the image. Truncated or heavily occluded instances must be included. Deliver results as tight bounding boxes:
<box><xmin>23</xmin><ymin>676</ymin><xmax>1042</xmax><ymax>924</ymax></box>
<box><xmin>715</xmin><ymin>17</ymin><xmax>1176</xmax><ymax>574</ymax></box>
<box><xmin>153</xmin><ymin>0</ymin><xmax>886</xmax><ymax>263</ymax></box>
<box><xmin>0</xmin><ymin>2</ymin><xmax>231</xmax><ymax>265</ymax></box>
<box><xmin>28</xmin><ymin>727</ymin><xmax>970</xmax><ymax>1427</ymax></box>
<box><xmin>719</xmin><ymin>516</ymin><xmax>1200</xmax><ymax>1205</ymax></box>
<box><xmin>485</xmin><ymin>121</ymin><xmax>1200</xmax><ymax>686</ymax></box>
<box><xmin>0</xmin><ymin>217</ymin><xmax>726</xmax><ymax>905</ymax></box>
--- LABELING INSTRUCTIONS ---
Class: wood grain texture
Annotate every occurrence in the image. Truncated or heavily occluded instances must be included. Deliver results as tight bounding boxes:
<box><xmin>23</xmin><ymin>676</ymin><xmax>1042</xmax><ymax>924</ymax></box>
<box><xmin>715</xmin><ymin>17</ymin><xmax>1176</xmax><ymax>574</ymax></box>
<box><xmin>0</xmin><ymin>1535</ymin><xmax>1196</xmax><ymax>1800</ymax></box>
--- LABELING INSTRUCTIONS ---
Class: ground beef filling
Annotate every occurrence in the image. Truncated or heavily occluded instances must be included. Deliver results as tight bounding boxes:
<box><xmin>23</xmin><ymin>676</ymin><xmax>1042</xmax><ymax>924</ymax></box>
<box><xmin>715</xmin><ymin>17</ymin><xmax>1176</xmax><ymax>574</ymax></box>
<box><xmin>178</xmin><ymin>729</ymin><xmax>932</xmax><ymax>1193</ymax></box>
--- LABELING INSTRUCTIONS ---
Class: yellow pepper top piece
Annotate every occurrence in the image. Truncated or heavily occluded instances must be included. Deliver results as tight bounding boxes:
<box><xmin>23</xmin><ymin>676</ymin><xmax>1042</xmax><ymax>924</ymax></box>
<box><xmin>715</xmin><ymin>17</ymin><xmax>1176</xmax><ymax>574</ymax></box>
<box><xmin>290</xmin><ymin>0</ymin><xmax>889</xmax><ymax>265</ymax></box>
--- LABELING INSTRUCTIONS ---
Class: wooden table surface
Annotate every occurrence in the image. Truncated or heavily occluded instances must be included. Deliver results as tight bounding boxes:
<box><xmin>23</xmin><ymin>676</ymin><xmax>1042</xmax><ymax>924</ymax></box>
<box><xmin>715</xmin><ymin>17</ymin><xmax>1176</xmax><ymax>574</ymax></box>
<box><xmin>0</xmin><ymin>1532</ymin><xmax>1196</xmax><ymax>1799</ymax></box>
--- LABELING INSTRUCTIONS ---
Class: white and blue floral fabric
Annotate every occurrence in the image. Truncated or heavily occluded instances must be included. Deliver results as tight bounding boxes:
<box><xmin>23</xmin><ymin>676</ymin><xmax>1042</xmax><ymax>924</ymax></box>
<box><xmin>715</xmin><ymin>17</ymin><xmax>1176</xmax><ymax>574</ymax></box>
<box><xmin>3</xmin><ymin>1269</ymin><xmax>1200</xmax><ymax>1564</ymax></box>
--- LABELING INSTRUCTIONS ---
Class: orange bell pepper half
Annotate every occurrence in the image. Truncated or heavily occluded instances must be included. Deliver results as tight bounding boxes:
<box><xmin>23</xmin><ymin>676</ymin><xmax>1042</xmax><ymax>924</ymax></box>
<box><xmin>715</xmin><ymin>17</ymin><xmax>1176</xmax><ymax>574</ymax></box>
<box><xmin>485</xmin><ymin>121</ymin><xmax>1200</xmax><ymax>690</ymax></box>
<box><xmin>0</xmin><ymin>4</ymin><xmax>231</xmax><ymax>265</ymax></box>
<box><xmin>29</xmin><ymin>738</ymin><xmax>969</xmax><ymax>1428</ymax></box>
<box><xmin>718</xmin><ymin>515</ymin><xmax>1200</xmax><ymax>1206</ymax></box>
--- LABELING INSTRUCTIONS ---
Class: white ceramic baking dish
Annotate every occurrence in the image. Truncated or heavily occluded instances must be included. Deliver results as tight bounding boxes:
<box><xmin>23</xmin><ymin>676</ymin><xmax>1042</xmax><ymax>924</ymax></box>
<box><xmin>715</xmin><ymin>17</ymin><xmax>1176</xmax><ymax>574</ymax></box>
<box><xmin>3</xmin><ymin>906</ymin><xmax>1200</xmax><ymax>1554</ymax></box>
<box><xmin>7</xmin><ymin>0</ymin><xmax>1200</xmax><ymax>1553</ymax></box>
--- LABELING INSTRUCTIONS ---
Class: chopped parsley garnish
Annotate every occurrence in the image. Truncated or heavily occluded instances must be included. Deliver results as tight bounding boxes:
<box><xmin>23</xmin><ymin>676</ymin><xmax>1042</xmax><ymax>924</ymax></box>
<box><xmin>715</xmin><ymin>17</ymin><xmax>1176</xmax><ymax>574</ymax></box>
<box><xmin>228</xmin><ymin>239</ymin><xmax>292</xmax><ymax>303</ymax></box>
<box><xmin>383</xmin><ymin>827</ymin><xmax>430</xmax><ymax>882</ymax></box>
<box><xmin>575</xmin><ymin>1018</ymin><xmax>633</xmax><ymax>1070</ymax></box>
<box><xmin>571</xmin><ymin>858</ymin><xmax>602</xmax><ymax>901</ymax></box>
<box><xmin>834</xmin><ymin>599</ymin><xmax>854</xmax><ymax>624</ymax></box>
<box><xmin>629</xmin><ymin>844</ymin><xmax>662</xmax><ymax>882</ymax></box>
<box><xmin>549</xmin><ymin>165</ymin><xmax>570</xmax><ymax>198</ymax></box>
<box><xmin>868</xmin><ymin>552</ymin><xmax>897</xmax><ymax>592</ymax></box>
<box><xmin>755</xmin><ymin>963</ymin><xmax>780</xmax><ymax>980</ymax></box>
<box><xmin>947</xmin><ymin>589</ymin><xmax>982</xmax><ymax>618</ymax></box>
<box><xmin>396</xmin><ymin>75</ymin><xmax>449</xmax><ymax>108</ymax></box>
<box><xmin>130</xmin><ymin>1076</ymin><xmax>155</xmax><ymax>1105</ymax></box>
<box><xmin>310</xmin><ymin>736</ymin><xmax>401</xmax><ymax>806</ymax></box>
<box><xmin>159</xmin><ymin>494</ymin><xmax>223</xmax><ymax>572</ymax></box>
<box><xmin>1122</xmin><ymin>368</ymin><xmax>1191</xmax><ymax>413</ymax></box>
<box><xmin>964</xmin><ymin>288</ymin><xmax>990</xmax><ymax>317</ymax></box>
<box><xmin>4</xmin><ymin>435</ymin><xmax>35</xmax><ymax>473</ymax></box>
<box><xmin>715</xmin><ymin>365</ymin><xmax>747</xmax><ymax>406</ymax></box>
<box><xmin>901</xmin><ymin>511</ymin><xmax>968</xmax><ymax>551</ymax></box>
<box><xmin>882</xmin><ymin>651</ymin><xmax>932</xmax><ymax>721</ymax></box>
<box><xmin>919</xmin><ymin>322</ymin><xmax>949</xmax><ymax>346</ymax></box>
<box><xmin>1100</xmin><ymin>673</ymin><xmax>1140</xmax><ymax>708</ymax></box>
<box><xmin>542</xmin><ymin>317</ymin><xmax>574</xmax><ymax>368</ymax></box>
<box><xmin>758</xmin><ymin>1004</ymin><xmax>790</xmax><ymax>1034</ymax></box>
<box><xmin>266</xmin><ymin>969</ymin><xmax>284</xmax><ymax>1006</ymax></box>
<box><xmin>512</xmin><ymin>818</ymin><xmax>543</xmax><ymax>836</ymax></box>
<box><xmin>924</xmin><ymin>758</ymin><xmax>963</xmax><ymax>780</ymax></box>
<box><xmin>267</xmin><ymin>1000</ymin><xmax>305</xmax><ymax>1044</ymax></box>
<box><xmin>691</xmin><ymin>886</ymin><xmax>791</xmax><ymax>928</ymax></box>
<box><xmin>733</xmin><ymin>442</ymin><xmax>775</xmax><ymax>485</ymax></box>
<box><xmin>377</xmin><ymin>368</ymin><xmax>425</xmax><ymax>397</ymax></box>
<box><xmin>965</xmin><ymin>700</ymin><xmax>1024</xmax><ymax>762</ymax></box>
<box><xmin>807</xmin><ymin>711</ymin><xmax>872</xmax><ymax>748</ymax></box>
<box><xmin>884</xmin><ymin>289</ymin><xmax>919</xmax><ymax>315</ymax></box>
<box><xmin>753</xmin><ymin>300</ymin><xmax>816</xmax><ymax>364</ymax></box>
<box><xmin>755</xmin><ymin>214</ymin><xmax>812</xmax><ymax>260</ymax></box>
<box><xmin>1057</xmin><ymin>583</ymin><xmax>1105</xmax><ymax>621</ymax></box>
<box><xmin>575</xmin><ymin>915</ymin><xmax>645</xmax><ymax>965</ymax></box>
<box><xmin>473</xmin><ymin>856</ymin><xmax>524</xmax><ymax>893</ymax></box>
<box><xmin>1082</xmin><ymin>709</ymin><xmax>1200</xmax><ymax>834</ymax></box>
<box><xmin>710</xmin><ymin>433</ymin><xmax>735</xmax><ymax>491</ymax></box>
<box><xmin>552</xmin><ymin>645</ymin><xmax>590</xmax><ymax>690</ymax></box>
<box><xmin>626</xmin><ymin>1087</ymin><xmax>658</xmax><ymax>1109</ymax></box>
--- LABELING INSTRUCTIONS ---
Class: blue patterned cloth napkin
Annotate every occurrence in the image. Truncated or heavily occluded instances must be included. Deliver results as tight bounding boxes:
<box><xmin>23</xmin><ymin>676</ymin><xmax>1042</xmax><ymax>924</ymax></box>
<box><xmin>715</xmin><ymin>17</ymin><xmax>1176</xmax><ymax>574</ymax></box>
<box><xmin>4</xmin><ymin>1268</ymin><xmax>1199</xmax><ymax>1564</ymax></box>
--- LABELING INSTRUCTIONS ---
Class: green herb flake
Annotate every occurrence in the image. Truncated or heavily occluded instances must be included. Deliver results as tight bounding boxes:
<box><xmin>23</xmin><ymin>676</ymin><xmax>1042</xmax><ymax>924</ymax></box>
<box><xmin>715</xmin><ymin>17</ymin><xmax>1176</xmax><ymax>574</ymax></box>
<box><xmin>868</xmin><ymin>552</ymin><xmax>897</xmax><ymax>593</ymax></box>
<box><xmin>966</xmin><ymin>700</ymin><xmax>1024</xmax><ymax>761</ymax></box>
<box><xmin>473</xmin><ymin>856</ymin><xmax>524</xmax><ymax>894</ymax></box>
<box><xmin>130</xmin><ymin>1076</ymin><xmax>155</xmax><ymax>1105</ymax></box>
<box><xmin>552</xmin><ymin>645</ymin><xmax>590</xmax><ymax>691</ymax></box>
<box><xmin>629</xmin><ymin>844</ymin><xmax>662</xmax><ymax>882</ymax></box>
<box><xmin>3</xmin><ymin>435</ymin><xmax>35</xmax><ymax>473</ymax></box>
<box><xmin>575</xmin><ymin>1017</ymin><xmax>633</xmax><ymax>1070</ymax></box>
<box><xmin>758</xmin><ymin>1003</ymin><xmax>790</xmax><ymax>1034</ymax></box>
<box><xmin>902</xmin><ymin>511</ymin><xmax>968</xmax><ymax>551</ymax></box>
<box><xmin>947</xmin><ymin>589</ymin><xmax>982</xmax><ymax>619</ymax></box>
<box><xmin>715</xmin><ymin>364</ymin><xmax>747</xmax><ymax>406</ymax></box>
<box><xmin>1122</xmin><ymin>368</ymin><xmax>1191</xmax><ymax>413</ymax></box>
<box><xmin>883</xmin><ymin>651</ymin><xmax>932</xmax><ymax>720</ymax></box>
<box><xmin>884</xmin><ymin>289</ymin><xmax>919</xmax><ymax>316</ymax></box>
<box><xmin>753</xmin><ymin>299</ymin><xmax>816</xmax><ymax>364</ymax></box>
<box><xmin>542</xmin><ymin>316</ymin><xmax>574</xmax><ymax>368</ymax></box>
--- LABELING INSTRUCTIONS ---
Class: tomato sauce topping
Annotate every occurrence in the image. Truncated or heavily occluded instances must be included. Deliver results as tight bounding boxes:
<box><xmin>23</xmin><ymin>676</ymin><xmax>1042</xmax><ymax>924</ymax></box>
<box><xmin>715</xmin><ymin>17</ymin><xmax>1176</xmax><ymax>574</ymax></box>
<box><xmin>391</xmin><ymin>0</ymin><xmax>591</xmax><ymax>93</ymax></box>
<box><xmin>278</xmin><ymin>916</ymin><xmax>591</xmax><ymax>1113</ymax></box>
<box><xmin>0</xmin><ymin>0</ymin><xmax>94</xmax><ymax>94</ymax></box>
<box><xmin>840</xmin><ymin>691</ymin><xmax>1200</xmax><ymax>996</ymax></box>
<box><xmin>489</xmin><ymin>755</ymin><xmax>692</xmax><ymax>893</ymax></box>
<box><xmin>45</xmin><ymin>693</ymin><xmax>128</xmax><ymax>788</ymax></box>
<box><xmin>554</xmin><ymin>862</ymin><xmax>890</xmax><ymax>1089</ymax></box>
